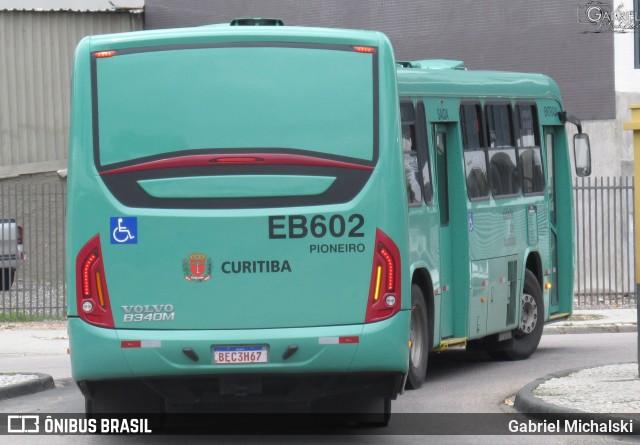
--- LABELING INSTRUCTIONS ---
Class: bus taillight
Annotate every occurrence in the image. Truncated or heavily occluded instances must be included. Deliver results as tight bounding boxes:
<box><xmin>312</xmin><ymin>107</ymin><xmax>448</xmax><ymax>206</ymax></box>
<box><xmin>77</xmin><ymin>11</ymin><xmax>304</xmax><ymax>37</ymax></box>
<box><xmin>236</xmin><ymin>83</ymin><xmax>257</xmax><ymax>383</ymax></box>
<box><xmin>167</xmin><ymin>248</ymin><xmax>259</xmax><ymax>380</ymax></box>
<box><xmin>353</xmin><ymin>46</ymin><xmax>376</xmax><ymax>53</ymax></box>
<box><xmin>366</xmin><ymin>229</ymin><xmax>401</xmax><ymax>323</ymax></box>
<box><xmin>76</xmin><ymin>235</ymin><xmax>114</xmax><ymax>328</ymax></box>
<box><xmin>94</xmin><ymin>50</ymin><xmax>116</xmax><ymax>58</ymax></box>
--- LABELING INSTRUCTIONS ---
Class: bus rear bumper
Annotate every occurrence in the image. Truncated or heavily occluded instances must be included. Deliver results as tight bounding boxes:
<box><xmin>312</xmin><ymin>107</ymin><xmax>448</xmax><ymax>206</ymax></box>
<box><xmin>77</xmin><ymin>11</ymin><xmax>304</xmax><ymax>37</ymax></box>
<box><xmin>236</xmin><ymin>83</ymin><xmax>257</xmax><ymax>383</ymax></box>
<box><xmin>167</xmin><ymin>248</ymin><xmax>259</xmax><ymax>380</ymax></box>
<box><xmin>77</xmin><ymin>372</ymin><xmax>405</xmax><ymax>409</ymax></box>
<box><xmin>68</xmin><ymin>311</ymin><xmax>409</xmax><ymax>402</ymax></box>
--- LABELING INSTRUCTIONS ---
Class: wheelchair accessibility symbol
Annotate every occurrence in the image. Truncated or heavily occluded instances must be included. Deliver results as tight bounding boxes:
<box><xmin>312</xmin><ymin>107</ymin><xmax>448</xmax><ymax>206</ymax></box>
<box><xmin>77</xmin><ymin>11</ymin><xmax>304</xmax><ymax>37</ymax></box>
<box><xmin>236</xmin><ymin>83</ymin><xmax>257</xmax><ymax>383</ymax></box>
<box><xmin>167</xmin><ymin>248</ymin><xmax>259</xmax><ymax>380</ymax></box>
<box><xmin>110</xmin><ymin>217</ymin><xmax>137</xmax><ymax>244</ymax></box>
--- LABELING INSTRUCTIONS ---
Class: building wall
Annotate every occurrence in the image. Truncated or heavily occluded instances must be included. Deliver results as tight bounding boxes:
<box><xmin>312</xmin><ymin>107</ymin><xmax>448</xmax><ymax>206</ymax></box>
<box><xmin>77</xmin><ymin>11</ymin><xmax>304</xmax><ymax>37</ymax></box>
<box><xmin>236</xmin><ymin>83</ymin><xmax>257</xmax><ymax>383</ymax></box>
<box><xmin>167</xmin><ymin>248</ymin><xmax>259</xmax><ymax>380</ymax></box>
<box><xmin>612</xmin><ymin>0</ymin><xmax>640</xmax><ymax>176</ymax></box>
<box><xmin>0</xmin><ymin>11</ymin><xmax>143</xmax><ymax>178</ymax></box>
<box><xmin>2</xmin><ymin>3</ymin><xmax>629</xmax><ymax>178</ymax></box>
<box><xmin>144</xmin><ymin>0</ymin><xmax>616</xmax><ymax>123</ymax></box>
<box><xmin>616</xmin><ymin>0</ymin><xmax>640</xmax><ymax>93</ymax></box>
<box><xmin>569</xmin><ymin>0</ymin><xmax>640</xmax><ymax>178</ymax></box>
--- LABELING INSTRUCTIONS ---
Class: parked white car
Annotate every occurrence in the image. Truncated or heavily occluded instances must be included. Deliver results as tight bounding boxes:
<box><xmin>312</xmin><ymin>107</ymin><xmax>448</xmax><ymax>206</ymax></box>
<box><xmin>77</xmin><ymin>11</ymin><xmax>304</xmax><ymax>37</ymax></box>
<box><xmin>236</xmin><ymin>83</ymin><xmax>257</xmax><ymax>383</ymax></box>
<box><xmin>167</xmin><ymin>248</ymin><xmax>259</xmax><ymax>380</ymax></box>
<box><xmin>0</xmin><ymin>219</ymin><xmax>25</xmax><ymax>290</ymax></box>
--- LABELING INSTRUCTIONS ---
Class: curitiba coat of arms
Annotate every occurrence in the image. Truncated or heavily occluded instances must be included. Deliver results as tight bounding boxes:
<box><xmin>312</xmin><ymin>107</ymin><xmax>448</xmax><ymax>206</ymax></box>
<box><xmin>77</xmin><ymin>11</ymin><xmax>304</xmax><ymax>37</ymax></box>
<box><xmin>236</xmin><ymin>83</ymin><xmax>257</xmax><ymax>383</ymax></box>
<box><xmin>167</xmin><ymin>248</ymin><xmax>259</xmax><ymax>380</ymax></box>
<box><xmin>183</xmin><ymin>253</ymin><xmax>212</xmax><ymax>282</ymax></box>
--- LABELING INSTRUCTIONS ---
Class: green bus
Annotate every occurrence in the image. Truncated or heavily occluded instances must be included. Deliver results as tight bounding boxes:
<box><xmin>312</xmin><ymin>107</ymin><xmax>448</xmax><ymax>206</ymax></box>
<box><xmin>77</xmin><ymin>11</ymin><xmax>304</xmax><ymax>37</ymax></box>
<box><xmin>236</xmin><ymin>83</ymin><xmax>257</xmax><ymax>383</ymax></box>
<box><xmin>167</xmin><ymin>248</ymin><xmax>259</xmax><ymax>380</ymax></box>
<box><xmin>396</xmin><ymin>59</ymin><xmax>590</xmax><ymax>388</ymax></box>
<box><xmin>67</xmin><ymin>19</ymin><xmax>407</xmax><ymax>418</ymax></box>
<box><xmin>67</xmin><ymin>20</ymin><xmax>590</xmax><ymax>418</ymax></box>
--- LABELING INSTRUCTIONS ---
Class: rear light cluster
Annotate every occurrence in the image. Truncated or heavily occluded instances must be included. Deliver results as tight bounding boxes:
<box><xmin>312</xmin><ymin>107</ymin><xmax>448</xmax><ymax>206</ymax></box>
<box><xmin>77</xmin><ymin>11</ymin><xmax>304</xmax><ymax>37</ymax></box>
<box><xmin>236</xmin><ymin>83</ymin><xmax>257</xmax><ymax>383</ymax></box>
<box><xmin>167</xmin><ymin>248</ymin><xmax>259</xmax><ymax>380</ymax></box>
<box><xmin>16</xmin><ymin>226</ymin><xmax>23</xmax><ymax>244</ymax></box>
<box><xmin>353</xmin><ymin>46</ymin><xmax>376</xmax><ymax>53</ymax></box>
<box><xmin>366</xmin><ymin>229</ymin><xmax>401</xmax><ymax>323</ymax></box>
<box><xmin>76</xmin><ymin>235</ymin><xmax>114</xmax><ymax>328</ymax></box>
<box><xmin>93</xmin><ymin>50</ymin><xmax>116</xmax><ymax>59</ymax></box>
<box><xmin>209</xmin><ymin>156</ymin><xmax>264</xmax><ymax>164</ymax></box>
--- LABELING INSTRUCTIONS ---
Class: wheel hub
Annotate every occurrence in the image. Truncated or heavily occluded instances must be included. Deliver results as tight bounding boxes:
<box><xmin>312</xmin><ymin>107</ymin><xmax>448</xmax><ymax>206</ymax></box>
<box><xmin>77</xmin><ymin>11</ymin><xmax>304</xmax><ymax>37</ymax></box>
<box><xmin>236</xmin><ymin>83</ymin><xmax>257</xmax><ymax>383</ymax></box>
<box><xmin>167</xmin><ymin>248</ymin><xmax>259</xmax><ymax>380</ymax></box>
<box><xmin>410</xmin><ymin>307</ymin><xmax>423</xmax><ymax>366</ymax></box>
<box><xmin>519</xmin><ymin>293</ymin><xmax>538</xmax><ymax>334</ymax></box>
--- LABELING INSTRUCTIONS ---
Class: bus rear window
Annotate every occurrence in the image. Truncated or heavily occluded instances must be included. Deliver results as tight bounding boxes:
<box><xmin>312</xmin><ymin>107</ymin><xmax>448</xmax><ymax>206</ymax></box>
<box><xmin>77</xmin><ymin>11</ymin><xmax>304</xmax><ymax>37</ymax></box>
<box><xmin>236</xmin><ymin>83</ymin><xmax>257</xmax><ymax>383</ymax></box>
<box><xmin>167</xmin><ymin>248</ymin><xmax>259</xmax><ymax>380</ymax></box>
<box><xmin>93</xmin><ymin>44</ymin><xmax>376</xmax><ymax>167</ymax></box>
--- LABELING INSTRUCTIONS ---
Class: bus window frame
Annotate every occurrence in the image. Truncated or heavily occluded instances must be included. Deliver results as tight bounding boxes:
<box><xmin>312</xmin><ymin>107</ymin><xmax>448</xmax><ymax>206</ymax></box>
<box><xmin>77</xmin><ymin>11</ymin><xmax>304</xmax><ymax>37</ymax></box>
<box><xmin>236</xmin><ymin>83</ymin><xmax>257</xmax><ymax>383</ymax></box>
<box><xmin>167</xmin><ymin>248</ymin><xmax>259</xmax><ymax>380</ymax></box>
<box><xmin>484</xmin><ymin>101</ymin><xmax>521</xmax><ymax>200</ymax></box>
<box><xmin>433</xmin><ymin>126</ymin><xmax>450</xmax><ymax>226</ymax></box>
<box><xmin>400</xmin><ymin>99</ymin><xmax>424</xmax><ymax>208</ymax></box>
<box><xmin>515</xmin><ymin>101</ymin><xmax>546</xmax><ymax>197</ymax></box>
<box><xmin>460</xmin><ymin>101</ymin><xmax>490</xmax><ymax>202</ymax></box>
<box><xmin>415</xmin><ymin>99</ymin><xmax>434</xmax><ymax>206</ymax></box>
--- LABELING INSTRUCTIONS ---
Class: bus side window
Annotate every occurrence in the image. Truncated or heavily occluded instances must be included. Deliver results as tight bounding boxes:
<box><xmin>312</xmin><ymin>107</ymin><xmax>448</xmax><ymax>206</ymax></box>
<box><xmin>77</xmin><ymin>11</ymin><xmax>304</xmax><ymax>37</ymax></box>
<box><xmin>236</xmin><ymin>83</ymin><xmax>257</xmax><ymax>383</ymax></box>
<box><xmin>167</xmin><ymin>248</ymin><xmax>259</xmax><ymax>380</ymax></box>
<box><xmin>486</xmin><ymin>104</ymin><xmax>520</xmax><ymax>198</ymax></box>
<box><xmin>460</xmin><ymin>103</ymin><xmax>490</xmax><ymax>200</ymax></box>
<box><xmin>401</xmin><ymin>100</ymin><xmax>423</xmax><ymax>206</ymax></box>
<box><xmin>516</xmin><ymin>104</ymin><xmax>545</xmax><ymax>195</ymax></box>
<box><xmin>434</xmin><ymin>130</ymin><xmax>449</xmax><ymax>225</ymax></box>
<box><xmin>416</xmin><ymin>100</ymin><xmax>433</xmax><ymax>205</ymax></box>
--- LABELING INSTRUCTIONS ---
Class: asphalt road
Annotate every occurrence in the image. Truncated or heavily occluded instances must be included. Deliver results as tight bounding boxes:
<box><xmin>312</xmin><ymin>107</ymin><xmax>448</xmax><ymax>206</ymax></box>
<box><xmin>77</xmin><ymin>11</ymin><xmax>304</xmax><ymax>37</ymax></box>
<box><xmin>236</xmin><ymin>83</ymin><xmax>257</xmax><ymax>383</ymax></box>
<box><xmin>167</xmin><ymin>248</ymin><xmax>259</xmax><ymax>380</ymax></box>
<box><xmin>398</xmin><ymin>331</ymin><xmax>638</xmax><ymax>413</ymax></box>
<box><xmin>0</xmin><ymin>332</ymin><xmax>638</xmax><ymax>443</ymax></box>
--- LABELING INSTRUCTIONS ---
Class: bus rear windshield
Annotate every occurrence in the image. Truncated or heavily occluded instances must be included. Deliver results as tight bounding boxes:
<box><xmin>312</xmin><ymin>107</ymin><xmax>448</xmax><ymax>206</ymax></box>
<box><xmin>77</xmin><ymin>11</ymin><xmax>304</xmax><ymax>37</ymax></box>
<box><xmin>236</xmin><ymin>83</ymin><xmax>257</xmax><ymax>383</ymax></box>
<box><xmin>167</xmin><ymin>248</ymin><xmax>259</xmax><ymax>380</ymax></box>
<box><xmin>93</xmin><ymin>44</ymin><xmax>377</xmax><ymax>168</ymax></box>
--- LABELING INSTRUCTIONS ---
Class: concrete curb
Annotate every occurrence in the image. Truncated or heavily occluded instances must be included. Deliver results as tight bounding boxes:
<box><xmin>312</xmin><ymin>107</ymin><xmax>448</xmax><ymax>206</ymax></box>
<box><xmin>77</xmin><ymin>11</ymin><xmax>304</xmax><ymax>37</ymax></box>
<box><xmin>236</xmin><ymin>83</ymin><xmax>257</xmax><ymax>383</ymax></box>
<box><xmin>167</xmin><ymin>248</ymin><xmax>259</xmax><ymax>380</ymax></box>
<box><xmin>0</xmin><ymin>373</ymin><xmax>55</xmax><ymax>401</ymax></box>
<box><xmin>543</xmin><ymin>324</ymin><xmax>637</xmax><ymax>335</ymax></box>
<box><xmin>514</xmin><ymin>367</ymin><xmax>640</xmax><ymax>429</ymax></box>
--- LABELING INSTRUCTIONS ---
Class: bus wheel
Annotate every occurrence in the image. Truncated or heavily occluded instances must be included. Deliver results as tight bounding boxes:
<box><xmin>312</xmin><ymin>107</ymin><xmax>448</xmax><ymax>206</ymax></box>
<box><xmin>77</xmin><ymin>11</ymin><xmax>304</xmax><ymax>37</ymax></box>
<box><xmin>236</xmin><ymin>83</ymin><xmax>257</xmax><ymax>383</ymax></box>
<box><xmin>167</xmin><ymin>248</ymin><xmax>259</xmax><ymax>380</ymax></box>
<box><xmin>406</xmin><ymin>284</ymin><xmax>429</xmax><ymax>389</ymax></box>
<box><xmin>504</xmin><ymin>270</ymin><xmax>544</xmax><ymax>360</ymax></box>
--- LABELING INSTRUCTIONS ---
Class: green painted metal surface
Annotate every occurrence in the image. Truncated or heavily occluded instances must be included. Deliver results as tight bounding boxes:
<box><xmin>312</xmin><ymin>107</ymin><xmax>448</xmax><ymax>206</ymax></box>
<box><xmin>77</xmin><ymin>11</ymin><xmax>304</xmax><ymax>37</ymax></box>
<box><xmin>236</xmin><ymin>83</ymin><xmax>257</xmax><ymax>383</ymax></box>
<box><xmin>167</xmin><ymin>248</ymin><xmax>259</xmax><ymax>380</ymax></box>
<box><xmin>398</xmin><ymin>65</ymin><xmax>575</xmax><ymax>343</ymax></box>
<box><xmin>67</xmin><ymin>20</ymin><xmax>577</xmax><ymax>388</ymax></box>
<box><xmin>67</xmin><ymin>23</ymin><xmax>409</xmax><ymax>383</ymax></box>
<box><xmin>138</xmin><ymin>175</ymin><xmax>336</xmax><ymax>198</ymax></box>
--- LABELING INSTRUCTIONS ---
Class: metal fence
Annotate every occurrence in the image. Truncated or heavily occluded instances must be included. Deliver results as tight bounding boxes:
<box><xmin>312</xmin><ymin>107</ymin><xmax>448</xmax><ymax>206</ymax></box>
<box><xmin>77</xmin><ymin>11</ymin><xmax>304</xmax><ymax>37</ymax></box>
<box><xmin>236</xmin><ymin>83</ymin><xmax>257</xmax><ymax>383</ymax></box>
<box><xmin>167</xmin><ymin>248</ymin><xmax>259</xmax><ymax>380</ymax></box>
<box><xmin>0</xmin><ymin>182</ymin><xmax>66</xmax><ymax>321</ymax></box>
<box><xmin>574</xmin><ymin>176</ymin><xmax>636</xmax><ymax>308</ymax></box>
<box><xmin>0</xmin><ymin>177</ymin><xmax>636</xmax><ymax>321</ymax></box>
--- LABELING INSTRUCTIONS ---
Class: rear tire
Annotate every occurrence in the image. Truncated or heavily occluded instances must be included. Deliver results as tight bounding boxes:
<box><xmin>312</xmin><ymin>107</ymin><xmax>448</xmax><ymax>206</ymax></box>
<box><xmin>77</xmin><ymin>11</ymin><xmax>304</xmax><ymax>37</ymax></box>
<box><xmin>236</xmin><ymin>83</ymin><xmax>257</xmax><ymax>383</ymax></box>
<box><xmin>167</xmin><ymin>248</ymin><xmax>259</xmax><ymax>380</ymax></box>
<box><xmin>352</xmin><ymin>397</ymin><xmax>392</xmax><ymax>427</ymax></box>
<box><xmin>405</xmin><ymin>284</ymin><xmax>429</xmax><ymax>389</ymax></box>
<box><xmin>376</xmin><ymin>398</ymin><xmax>392</xmax><ymax>427</ymax></box>
<box><xmin>313</xmin><ymin>395</ymin><xmax>392</xmax><ymax>427</ymax></box>
<box><xmin>85</xmin><ymin>381</ymin><xmax>164</xmax><ymax>415</ymax></box>
<box><xmin>502</xmin><ymin>270</ymin><xmax>544</xmax><ymax>360</ymax></box>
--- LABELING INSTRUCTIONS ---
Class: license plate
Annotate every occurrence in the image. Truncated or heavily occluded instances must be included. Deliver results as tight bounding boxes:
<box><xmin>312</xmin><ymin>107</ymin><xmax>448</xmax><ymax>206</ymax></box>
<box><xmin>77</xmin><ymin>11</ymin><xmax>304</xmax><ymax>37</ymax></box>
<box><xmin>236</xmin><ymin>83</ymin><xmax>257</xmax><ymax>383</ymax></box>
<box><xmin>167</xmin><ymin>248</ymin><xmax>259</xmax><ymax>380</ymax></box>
<box><xmin>213</xmin><ymin>345</ymin><xmax>268</xmax><ymax>364</ymax></box>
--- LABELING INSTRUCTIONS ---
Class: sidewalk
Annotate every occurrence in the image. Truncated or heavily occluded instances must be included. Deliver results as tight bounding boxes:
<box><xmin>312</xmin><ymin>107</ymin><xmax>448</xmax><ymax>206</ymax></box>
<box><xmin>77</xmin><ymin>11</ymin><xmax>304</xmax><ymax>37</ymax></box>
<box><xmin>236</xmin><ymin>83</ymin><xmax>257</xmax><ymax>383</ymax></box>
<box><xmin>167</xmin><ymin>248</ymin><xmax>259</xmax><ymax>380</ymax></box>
<box><xmin>520</xmin><ymin>308</ymin><xmax>639</xmax><ymax>426</ymax></box>
<box><xmin>515</xmin><ymin>363</ymin><xmax>640</xmax><ymax>416</ymax></box>
<box><xmin>543</xmin><ymin>308</ymin><xmax>637</xmax><ymax>335</ymax></box>
<box><xmin>0</xmin><ymin>310</ymin><xmax>638</xmax><ymax>420</ymax></box>
<box><xmin>0</xmin><ymin>320</ymin><xmax>68</xmax><ymax>399</ymax></box>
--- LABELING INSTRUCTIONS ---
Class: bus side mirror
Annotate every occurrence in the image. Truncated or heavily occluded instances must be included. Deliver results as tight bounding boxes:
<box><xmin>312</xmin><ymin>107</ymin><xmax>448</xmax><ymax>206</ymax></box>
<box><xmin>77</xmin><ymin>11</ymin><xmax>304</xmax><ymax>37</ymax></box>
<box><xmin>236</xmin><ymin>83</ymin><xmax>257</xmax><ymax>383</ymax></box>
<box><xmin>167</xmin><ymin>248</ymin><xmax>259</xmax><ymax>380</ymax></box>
<box><xmin>574</xmin><ymin>133</ymin><xmax>591</xmax><ymax>177</ymax></box>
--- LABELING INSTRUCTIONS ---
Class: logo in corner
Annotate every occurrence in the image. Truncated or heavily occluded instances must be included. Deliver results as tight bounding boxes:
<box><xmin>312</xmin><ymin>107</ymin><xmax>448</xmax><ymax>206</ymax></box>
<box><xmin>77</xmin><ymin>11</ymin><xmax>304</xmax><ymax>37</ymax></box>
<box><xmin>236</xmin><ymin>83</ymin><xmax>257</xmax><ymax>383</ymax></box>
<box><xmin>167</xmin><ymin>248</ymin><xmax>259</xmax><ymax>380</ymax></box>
<box><xmin>183</xmin><ymin>253</ymin><xmax>212</xmax><ymax>282</ymax></box>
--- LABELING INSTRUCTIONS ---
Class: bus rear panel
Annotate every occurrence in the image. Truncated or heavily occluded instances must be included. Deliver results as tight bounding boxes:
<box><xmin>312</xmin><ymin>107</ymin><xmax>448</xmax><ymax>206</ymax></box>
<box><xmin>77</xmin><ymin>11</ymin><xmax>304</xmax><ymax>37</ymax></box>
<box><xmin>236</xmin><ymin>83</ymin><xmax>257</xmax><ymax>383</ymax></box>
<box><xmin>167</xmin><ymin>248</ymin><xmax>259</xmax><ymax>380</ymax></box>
<box><xmin>67</xmin><ymin>24</ymin><xmax>409</xmax><ymax>413</ymax></box>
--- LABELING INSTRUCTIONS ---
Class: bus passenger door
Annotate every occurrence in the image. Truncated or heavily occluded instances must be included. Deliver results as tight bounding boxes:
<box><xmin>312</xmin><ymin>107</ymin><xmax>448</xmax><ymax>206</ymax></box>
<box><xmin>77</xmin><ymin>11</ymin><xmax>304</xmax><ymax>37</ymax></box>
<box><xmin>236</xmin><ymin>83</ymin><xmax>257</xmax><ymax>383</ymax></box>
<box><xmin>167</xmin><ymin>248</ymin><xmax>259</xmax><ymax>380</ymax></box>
<box><xmin>402</xmin><ymin>99</ymin><xmax>442</xmax><ymax>342</ymax></box>
<box><xmin>543</xmin><ymin>128</ymin><xmax>560</xmax><ymax>313</ymax></box>
<box><xmin>433</xmin><ymin>124</ymin><xmax>454</xmax><ymax>338</ymax></box>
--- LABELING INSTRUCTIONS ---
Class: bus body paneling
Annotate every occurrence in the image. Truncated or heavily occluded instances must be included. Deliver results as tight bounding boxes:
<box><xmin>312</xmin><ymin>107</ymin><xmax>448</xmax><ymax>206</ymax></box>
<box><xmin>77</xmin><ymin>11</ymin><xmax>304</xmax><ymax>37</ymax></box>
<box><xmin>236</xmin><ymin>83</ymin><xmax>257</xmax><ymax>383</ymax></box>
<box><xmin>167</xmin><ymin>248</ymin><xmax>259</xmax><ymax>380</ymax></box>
<box><xmin>67</xmin><ymin>24</ymin><xmax>409</xmax><ymax>412</ymax></box>
<box><xmin>69</xmin><ymin>22</ymin><xmax>585</xmax><ymax>410</ymax></box>
<box><xmin>396</xmin><ymin>65</ymin><xmax>576</xmax><ymax>353</ymax></box>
